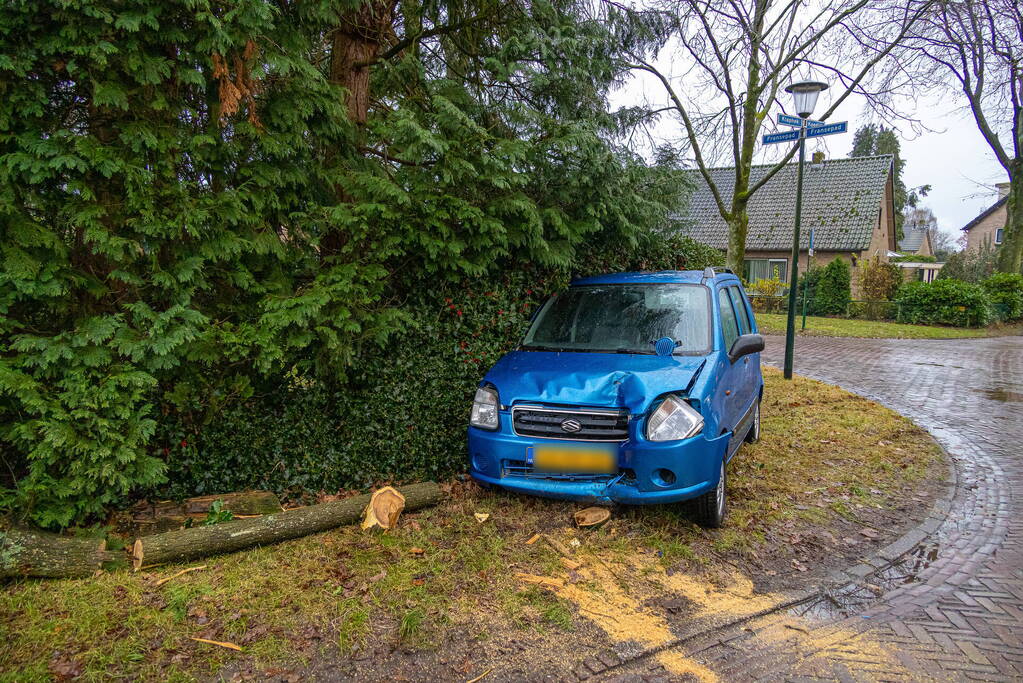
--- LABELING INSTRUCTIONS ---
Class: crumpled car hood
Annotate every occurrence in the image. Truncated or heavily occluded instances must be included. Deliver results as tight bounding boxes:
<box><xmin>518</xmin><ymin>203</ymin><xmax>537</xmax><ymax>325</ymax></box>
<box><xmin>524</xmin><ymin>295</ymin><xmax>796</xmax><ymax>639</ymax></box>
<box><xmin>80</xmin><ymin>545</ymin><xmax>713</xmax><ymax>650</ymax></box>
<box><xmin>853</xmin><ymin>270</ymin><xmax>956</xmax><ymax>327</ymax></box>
<box><xmin>483</xmin><ymin>350</ymin><xmax>707</xmax><ymax>414</ymax></box>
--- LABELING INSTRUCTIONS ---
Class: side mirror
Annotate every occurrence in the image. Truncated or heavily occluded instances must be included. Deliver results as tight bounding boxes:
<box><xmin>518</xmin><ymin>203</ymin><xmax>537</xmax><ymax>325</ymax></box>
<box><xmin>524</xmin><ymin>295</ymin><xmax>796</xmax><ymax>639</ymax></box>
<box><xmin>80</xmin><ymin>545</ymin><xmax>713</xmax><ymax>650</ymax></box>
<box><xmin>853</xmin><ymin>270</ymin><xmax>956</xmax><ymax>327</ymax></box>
<box><xmin>728</xmin><ymin>333</ymin><xmax>765</xmax><ymax>363</ymax></box>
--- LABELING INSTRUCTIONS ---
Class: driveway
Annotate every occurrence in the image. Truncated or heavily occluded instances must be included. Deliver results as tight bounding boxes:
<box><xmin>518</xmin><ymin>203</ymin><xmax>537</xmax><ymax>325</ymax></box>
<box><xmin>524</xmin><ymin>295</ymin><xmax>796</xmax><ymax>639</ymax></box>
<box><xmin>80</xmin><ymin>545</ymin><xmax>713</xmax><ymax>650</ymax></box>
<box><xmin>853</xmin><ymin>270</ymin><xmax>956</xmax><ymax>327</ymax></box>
<box><xmin>603</xmin><ymin>334</ymin><xmax>1023</xmax><ymax>681</ymax></box>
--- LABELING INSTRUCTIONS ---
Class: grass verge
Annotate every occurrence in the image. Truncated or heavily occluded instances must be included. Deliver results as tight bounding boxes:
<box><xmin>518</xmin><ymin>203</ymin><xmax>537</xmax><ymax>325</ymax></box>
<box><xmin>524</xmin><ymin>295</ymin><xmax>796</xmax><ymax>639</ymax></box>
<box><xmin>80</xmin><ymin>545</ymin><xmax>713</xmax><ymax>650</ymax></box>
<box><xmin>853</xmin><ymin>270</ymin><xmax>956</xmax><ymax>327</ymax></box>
<box><xmin>755</xmin><ymin>312</ymin><xmax>1023</xmax><ymax>339</ymax></box>
<box><xmin>0</xmin><ymin>368</ymin><xmax>945</xmax><ymax>682</ymax></box>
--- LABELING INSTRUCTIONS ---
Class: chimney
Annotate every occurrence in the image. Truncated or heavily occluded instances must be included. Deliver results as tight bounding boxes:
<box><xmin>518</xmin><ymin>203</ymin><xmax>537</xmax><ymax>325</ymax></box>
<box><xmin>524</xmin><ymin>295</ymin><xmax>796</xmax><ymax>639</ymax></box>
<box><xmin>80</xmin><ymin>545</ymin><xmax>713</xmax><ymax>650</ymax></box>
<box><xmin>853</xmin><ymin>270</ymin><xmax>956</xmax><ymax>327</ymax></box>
<box><xmin>997</xmin><ymin>182</ymin><xmax>1010</xmax><ymax>198</ymax></box>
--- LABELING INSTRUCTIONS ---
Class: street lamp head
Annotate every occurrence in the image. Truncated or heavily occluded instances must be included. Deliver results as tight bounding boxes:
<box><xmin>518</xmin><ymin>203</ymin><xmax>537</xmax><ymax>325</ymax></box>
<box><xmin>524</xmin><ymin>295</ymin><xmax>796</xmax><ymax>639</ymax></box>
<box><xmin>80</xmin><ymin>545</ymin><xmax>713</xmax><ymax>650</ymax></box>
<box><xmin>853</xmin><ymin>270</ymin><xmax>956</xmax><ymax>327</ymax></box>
<box><xmin>785</xmin><ymin>80</ymin><xmax>829</xmax><ymax>118</ymax></box>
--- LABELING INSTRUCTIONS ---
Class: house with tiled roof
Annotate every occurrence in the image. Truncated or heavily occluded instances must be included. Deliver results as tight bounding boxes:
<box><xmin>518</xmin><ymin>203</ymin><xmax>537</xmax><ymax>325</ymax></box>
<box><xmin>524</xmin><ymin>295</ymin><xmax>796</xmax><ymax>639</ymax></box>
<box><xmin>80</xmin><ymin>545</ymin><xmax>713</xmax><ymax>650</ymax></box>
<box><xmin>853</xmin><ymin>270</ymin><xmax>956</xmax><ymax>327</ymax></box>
<box><xmin>961</xmin><ymin>183</ymin><xmax>1010</xmax><ymax>253</ymax></box>
<box><xmin>676</xmin><ymin>154</ymin><xmax>896</xmax><ymax>294</ymax></box>
<box><xmin>898</xmin><ymin>227</ymin><xmax>933</xmax><ymax>257</ymax></box>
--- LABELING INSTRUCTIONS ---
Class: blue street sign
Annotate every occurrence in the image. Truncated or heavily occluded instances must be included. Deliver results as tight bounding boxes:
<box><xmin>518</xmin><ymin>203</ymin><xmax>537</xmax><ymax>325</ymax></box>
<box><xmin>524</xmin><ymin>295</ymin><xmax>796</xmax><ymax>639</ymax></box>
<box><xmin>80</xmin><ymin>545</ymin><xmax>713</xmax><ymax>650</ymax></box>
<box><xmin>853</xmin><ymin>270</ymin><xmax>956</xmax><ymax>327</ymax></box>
<box><xmin>805</xmin><ymin>121</ymin><xmax>848</xmax><ymax>138</ymax></box>
<box><xmin>777</xmin><ymin>113</ymin><xmax>826</xmax><ymax>128</ymax></box>
<box><xmin>762</xmin><ymin>130</ymin><xmax>800</xmax><ymax>145</ymax></box>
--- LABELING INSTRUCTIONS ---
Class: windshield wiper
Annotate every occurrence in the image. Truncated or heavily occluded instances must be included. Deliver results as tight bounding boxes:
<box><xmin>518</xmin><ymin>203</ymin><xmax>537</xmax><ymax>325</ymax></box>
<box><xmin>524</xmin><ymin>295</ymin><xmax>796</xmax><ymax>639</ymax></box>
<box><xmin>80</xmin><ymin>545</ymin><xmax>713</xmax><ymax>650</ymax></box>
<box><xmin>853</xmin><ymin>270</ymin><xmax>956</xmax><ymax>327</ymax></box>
<box><xmin>519</xmin><ymin>344</ymin><xmax>570</xmax><ymax>352</ymax></box>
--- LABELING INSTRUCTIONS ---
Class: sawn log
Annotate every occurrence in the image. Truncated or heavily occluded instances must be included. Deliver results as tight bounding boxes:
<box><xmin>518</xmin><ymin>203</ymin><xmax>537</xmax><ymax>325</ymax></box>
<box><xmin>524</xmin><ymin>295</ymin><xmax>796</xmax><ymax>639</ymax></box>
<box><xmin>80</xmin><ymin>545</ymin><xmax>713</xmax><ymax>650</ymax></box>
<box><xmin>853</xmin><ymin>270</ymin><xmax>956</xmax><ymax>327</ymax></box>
<box><xmin>0</xmin><ymin>526</ymin><xmax>111</xmax><ymax>579</ymax></box>
<box><xmin>132</xmin><ymin>481</ymin><xmax>441</xmax><ymax>569</ymax></box>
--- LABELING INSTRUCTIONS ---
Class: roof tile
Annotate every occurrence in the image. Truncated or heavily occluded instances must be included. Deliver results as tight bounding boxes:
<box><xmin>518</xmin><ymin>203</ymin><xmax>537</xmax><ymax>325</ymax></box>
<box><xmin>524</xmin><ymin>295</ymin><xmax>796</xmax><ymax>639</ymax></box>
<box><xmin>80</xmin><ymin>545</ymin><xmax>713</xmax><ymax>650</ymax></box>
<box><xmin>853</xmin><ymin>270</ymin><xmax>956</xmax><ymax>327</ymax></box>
<box><xmin>675</xmin><ymin>154</ymin><xmax>893</xmax><ymax>252</ymax></box>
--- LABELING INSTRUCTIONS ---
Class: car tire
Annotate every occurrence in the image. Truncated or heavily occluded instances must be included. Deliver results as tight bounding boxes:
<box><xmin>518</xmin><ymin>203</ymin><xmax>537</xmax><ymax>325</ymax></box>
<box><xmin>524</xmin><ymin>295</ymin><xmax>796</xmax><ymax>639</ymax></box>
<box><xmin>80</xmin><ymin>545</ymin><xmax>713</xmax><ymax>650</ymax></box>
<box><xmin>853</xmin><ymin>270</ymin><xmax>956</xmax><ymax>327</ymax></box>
<box><xmin>690</xmin><ymin>459</ymin><xmax>727</xmax><ymax>528</ymax></box>
<box><xmin>745</xmin><ymin>399</ymin><xmax>761</xmax><ymax>443</ymax></box>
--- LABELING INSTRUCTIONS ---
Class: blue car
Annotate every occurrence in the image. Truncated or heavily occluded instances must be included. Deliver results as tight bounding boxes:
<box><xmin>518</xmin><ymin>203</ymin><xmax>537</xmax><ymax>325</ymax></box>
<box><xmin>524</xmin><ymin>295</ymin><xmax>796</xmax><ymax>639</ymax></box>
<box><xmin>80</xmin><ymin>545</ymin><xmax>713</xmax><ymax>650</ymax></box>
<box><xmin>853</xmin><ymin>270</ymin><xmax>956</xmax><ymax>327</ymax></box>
<box><xmin>467</xmin><ymin>268</ymin><xmax>764</xmax><ymax>527</ymax></box>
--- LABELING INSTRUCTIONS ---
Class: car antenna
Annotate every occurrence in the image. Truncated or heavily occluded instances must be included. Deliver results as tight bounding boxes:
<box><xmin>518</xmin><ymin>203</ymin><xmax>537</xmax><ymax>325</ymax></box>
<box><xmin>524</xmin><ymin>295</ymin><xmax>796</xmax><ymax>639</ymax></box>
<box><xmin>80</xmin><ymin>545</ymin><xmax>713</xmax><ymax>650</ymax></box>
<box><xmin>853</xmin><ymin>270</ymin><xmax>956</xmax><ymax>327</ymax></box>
<box><xmin>701</xmin><ymin>266</ymin><xmax>715</xmax><ymax>282</ymax></box>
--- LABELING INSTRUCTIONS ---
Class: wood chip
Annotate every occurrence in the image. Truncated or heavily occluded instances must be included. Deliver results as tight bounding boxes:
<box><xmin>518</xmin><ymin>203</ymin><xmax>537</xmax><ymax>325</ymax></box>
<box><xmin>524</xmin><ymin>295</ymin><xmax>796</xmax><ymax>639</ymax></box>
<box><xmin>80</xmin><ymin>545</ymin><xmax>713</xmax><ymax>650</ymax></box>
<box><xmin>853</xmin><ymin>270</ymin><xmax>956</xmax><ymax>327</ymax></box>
<box><xmin>542</xmin><ymin>534</ymin><xmax>573</xmax><ymax>557</ymax></box>
<box><xmin>524</xmin><ymin>534</ymin><xmax>541</xmax><ymax>545</ymax></box>
<box><xmin>155</xmin><ymin>565</ymin><xmax>207</xmax><ymax>587</ymax></box>
<box><xmin>189</xmin><ymin>637</ymin><xmax>242</xmax><ymax>651</ymax></box>
<box><xmin>559</xmin><ymin>557</ymin><xmax>582</xmax><ymax>571</ymax></box>
<box><xmin>513</xmin><ymin>572</ymin><xmax>565</xmax><ymax>588</ymax></box>
<box><xmin>573</xmin><ymin>506</ymin><xmax>610</xmax><ymax>527</ymax></box>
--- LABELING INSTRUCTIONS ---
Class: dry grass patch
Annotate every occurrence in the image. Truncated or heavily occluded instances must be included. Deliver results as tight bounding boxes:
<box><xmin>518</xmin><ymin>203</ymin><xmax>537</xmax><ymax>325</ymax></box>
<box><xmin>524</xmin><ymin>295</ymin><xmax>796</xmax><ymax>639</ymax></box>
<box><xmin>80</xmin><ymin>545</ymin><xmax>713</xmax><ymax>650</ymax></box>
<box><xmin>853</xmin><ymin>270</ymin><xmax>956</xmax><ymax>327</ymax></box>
<box><xmin>0</xmin><ymin>368</ymin><xmax>944</xmax><ymax>682</ymax></box>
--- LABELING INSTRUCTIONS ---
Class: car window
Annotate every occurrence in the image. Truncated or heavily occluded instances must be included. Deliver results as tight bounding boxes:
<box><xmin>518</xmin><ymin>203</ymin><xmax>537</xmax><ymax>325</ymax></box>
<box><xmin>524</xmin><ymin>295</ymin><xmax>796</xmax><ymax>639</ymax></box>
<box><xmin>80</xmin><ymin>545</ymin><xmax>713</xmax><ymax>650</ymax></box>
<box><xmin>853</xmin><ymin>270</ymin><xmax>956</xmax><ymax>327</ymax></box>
<box><xmin>718</xmin><ymin>288</ymin><xmax>740</xmax><ymax>351</ymax></box>
<box><xmin>522</xmin><ymin>284</ymin><xmax>711</xmax><ymax>354</ymax></box>
<box><xmin>728</xmin><ymin>286</ymin><xmax>752</xmax><ymax>335</ymax></box>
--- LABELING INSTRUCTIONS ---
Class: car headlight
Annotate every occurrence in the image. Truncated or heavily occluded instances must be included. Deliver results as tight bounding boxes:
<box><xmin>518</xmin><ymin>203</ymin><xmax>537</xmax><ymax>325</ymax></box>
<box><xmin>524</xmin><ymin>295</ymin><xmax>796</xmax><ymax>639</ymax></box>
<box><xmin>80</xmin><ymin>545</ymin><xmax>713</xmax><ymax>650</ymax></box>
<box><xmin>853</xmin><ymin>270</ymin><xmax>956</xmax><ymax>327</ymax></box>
<box><xmin>646</xmin><ymin>394</ymin><xmax>703</xmax><ymax>441</ymax></box>
<box><xmin>470</xmin><ymin>385</ymin><xmax>500</xmax><ymax>430</ymax></box>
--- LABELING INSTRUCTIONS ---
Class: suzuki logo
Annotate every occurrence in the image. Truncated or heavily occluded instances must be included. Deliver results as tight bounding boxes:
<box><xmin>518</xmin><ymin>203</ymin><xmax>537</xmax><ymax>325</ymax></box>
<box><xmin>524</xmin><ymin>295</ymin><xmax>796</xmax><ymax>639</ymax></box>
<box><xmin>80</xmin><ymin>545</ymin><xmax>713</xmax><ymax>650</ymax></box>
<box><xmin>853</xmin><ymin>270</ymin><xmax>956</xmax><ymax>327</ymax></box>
<box><xmin>560</xmin><ymin>419</ymin><xmax>583</xmax><ymax>433</ymax></box>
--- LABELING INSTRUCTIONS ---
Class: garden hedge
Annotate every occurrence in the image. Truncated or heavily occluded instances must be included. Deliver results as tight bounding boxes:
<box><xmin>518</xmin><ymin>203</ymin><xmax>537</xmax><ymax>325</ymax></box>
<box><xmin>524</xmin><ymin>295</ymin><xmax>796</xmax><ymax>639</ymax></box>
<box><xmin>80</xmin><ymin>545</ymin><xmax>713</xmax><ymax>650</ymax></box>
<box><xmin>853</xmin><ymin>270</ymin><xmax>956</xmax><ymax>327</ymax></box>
<box><xmin>981</xmin><ymin>273</ymin><xmax>1023</xmax><ymax>321</ymax></box>
<box><xmin>895</xmin><ymin>279</ymin><xmax>991</xmax><ymax>327</ymax></box>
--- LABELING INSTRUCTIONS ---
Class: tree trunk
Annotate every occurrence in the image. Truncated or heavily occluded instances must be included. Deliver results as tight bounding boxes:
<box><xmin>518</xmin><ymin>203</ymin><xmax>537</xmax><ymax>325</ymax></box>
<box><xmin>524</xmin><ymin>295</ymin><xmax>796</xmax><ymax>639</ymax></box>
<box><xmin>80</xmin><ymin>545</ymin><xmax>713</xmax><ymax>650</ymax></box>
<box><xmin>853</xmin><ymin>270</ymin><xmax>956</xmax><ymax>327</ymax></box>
<box><xmin>725</xmin><ymin>205</ymin><xmax>749</xmax><ymax>275</ymax></box>
<box><xmin>0</xmin><ymin>526</ymin><xmax>111</xmax><ymax>579</ymax></box>
<box><xmin>132</xmin><ymin>482</ymin><xmax>441</xmax><ymax>569</ymax></box>
<box><xmin>330</xmin><ymin>0</ymin><xmax>397</xmax><ymax>125</ymax></box>
<box><xmin>996</xmin><ymin>163</ymin><xmax>1021</xmax><ymax>274</ymax></box>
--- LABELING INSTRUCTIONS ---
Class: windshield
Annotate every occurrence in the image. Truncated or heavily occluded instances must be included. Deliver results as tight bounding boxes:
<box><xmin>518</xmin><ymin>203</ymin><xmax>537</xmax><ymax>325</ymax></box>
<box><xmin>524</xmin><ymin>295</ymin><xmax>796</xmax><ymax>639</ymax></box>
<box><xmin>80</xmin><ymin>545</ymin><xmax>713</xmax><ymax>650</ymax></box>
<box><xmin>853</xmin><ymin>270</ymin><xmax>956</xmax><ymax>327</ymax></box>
<box><xmin>521</xmin><ymin>284</ymin><xmax>711</xmax><ymax>355</ymax></box>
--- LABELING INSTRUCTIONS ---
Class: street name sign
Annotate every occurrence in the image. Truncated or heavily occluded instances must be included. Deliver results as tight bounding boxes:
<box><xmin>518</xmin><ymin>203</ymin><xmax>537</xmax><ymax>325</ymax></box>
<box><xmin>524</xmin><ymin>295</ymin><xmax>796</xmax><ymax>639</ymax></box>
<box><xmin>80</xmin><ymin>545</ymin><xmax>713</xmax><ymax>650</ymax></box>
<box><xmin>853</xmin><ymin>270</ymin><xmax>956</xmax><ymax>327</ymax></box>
<box><xmin>805</xmin><ymin>121</ymin><xmax>848</xmax><ymax>138</ymax></box>
<box><xmin>777</xmin><ymin>113</ymin><xmax>826</xmax><ymax>128</ymax></box>
<box><xmin>762</xmin><ymin>130</ymin><xmax>800</xmax><ymax>145</ymax></box>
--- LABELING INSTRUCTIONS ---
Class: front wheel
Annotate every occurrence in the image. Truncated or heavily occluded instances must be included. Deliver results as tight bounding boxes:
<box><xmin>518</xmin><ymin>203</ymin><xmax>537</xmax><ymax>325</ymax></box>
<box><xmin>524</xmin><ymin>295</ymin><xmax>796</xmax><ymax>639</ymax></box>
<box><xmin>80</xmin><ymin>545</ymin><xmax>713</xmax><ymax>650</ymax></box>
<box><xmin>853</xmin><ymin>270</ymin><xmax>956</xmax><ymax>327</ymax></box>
<box><xmin>690</xmin><ymin>459</ymin><xmax>727</xmax><ymax>528</ymax></box>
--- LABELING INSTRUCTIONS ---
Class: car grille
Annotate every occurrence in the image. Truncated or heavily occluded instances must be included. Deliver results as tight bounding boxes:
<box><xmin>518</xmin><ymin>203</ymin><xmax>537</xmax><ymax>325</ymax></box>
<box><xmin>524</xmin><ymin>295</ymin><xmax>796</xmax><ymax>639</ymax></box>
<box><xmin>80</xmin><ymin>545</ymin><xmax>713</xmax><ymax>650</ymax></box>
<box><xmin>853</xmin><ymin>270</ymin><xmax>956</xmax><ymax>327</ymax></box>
<box><xmin>511</xmin><ymin>405</ymin><xmax>629</xmax><ymax>441</ymax></box>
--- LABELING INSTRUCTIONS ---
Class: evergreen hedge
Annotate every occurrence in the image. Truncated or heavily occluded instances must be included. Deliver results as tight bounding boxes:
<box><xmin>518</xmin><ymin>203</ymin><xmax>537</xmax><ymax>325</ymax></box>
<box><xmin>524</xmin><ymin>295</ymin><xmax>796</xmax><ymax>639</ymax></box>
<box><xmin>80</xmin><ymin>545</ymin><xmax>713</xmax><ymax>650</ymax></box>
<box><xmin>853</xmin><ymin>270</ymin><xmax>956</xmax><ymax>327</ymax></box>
<box><xmin>895</xmin><ymin>280</ymin><xmax>991</xmax><ymax>327</ymax></box>
<box><xmin>981</xmin><ymin>273</ymin><xmax>1023</xmax><ymax>321</ymax></box>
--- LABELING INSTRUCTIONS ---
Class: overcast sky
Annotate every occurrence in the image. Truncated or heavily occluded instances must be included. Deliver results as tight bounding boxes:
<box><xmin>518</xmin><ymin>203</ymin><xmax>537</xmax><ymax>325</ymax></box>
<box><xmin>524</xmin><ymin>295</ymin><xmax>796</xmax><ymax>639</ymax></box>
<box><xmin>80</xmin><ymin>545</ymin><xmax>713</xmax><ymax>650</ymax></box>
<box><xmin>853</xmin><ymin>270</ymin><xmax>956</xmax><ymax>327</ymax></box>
<box><xmin>611</xmin><ymin>75</ymin><xmax>1009</xmax><ymax>246</ymax></box>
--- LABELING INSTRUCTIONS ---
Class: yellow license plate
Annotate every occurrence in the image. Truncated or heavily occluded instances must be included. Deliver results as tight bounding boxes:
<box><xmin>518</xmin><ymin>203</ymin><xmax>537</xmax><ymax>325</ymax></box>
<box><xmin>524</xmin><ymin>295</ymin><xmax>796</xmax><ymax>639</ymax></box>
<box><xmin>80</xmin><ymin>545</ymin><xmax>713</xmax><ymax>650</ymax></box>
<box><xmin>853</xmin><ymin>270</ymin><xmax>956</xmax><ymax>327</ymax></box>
<box><xmin>533</xmin><ymin>443</ymin><xmax>617</xmax><ymax>473</ymax></box>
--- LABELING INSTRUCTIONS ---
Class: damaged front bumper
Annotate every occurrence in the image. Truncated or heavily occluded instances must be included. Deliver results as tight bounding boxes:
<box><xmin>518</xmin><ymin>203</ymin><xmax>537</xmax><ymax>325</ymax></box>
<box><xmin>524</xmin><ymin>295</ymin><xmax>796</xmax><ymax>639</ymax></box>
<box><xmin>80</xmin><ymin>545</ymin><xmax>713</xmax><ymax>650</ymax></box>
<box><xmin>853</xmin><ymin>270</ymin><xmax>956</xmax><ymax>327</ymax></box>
<box><xmin>467</xmin><ymin>422</ymin><xmax>730</xmax><ymax>505</ymax></box>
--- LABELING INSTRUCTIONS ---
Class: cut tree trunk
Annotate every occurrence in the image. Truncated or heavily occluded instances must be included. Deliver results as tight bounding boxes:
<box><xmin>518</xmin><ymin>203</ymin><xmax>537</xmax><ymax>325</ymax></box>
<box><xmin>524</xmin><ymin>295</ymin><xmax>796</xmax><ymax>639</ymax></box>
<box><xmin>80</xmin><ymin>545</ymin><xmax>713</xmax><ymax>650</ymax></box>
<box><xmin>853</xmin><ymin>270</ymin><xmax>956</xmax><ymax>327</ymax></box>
<box><xmin>132</xmin><ymin>482</ymin><xmax>441</xmax><ymax>570</ymax></box>
<box><xmin>0</xmin><ymin>526</ymin><xmax>111</xmax><ymax>579</ymax></box>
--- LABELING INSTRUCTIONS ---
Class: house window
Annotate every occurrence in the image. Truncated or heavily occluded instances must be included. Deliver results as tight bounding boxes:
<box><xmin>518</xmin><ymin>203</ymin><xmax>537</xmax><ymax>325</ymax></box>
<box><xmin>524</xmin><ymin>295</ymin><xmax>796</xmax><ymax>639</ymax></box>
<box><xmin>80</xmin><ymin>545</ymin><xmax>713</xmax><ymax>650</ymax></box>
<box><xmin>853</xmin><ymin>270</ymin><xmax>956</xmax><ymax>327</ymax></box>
<box><xmin>995</xmin><ymin>228</ymin><xmax>1004</xmax><ymax>245</ymax></box>
<box><xmin>743</xmin><ymin>258</ymin><xmax>787</xmax><ymax>283</ymax></box>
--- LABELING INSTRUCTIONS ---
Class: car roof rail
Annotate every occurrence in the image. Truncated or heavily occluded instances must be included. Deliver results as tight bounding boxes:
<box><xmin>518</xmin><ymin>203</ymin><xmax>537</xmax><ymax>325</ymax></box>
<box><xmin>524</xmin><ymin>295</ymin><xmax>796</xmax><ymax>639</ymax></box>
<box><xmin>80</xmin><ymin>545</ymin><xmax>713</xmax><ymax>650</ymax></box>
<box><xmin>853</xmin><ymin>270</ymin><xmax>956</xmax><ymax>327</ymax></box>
<box><xmin>702</xmin><ymin>266</ymin><xmax>734</xmax><ymax>282</ymax></box>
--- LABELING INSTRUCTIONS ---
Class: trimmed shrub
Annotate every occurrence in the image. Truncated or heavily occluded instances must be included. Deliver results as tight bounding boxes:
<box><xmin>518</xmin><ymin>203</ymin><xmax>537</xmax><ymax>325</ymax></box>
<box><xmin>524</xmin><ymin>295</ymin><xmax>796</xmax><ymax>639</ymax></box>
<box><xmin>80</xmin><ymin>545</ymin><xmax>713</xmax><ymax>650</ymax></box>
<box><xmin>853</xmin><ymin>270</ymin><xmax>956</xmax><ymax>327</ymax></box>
<box><xmin>982</xmin><ymin>273</ymin><xmax>1023</xmax><ymax>321</ymax></box>
<box><xmin>895</xmin><ymin>280</ymin><xmax>991</xmax><ymax>327</ymax></box>
<box><xmin>747</xmin><ymin>277</ymin><xmax>786</xmax><ymax>313</ymax></box>
<box><xmin>152</xmin><ymin>238</ymin><xmax>724</xmax><ymax>500</ymax></box>
<box><xmin>937</xmin><ymin>245</ymin><xmax>998</xmax><ymax>283</ymax></box>
<box><xmin>812</xmin><ymin>258</ymin><xmax>852</xmax><ymax>316</ymax></box>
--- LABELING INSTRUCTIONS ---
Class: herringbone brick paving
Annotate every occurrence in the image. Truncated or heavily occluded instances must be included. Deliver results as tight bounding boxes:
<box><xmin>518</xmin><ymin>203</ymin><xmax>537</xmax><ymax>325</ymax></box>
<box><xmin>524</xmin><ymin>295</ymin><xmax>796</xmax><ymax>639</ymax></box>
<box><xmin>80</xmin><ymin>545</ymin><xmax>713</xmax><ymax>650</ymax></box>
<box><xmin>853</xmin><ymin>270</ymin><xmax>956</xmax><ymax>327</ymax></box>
<box><xmin>602</xmin><ymin>334</ymin><xmax>1023</xmax><ymax>682</ymax></box>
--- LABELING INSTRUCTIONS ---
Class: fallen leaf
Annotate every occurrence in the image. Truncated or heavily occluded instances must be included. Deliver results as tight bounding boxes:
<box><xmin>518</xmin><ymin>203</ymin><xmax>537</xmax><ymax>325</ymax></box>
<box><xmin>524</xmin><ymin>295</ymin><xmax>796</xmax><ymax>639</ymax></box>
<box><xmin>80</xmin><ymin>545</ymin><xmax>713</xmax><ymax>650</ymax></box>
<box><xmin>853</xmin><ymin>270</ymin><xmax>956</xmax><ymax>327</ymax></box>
<box><xmin>368</xmin><ymin>570</ymin><xmax>386</xmax><ymax>583</ymax></box>
<box><xmin>473</xmin><ymin>512</ymin><xmax>490</xmax><ymax>523</ymax></box>
<box><xmin>409</xmin><ymin>547</ymin><xmax>424</xmax><ymax>555</ymax></box>
<box><xmin>524</xmin><ymin>534</ymin><xmax>541</xmax><ymax>545</ymax></box>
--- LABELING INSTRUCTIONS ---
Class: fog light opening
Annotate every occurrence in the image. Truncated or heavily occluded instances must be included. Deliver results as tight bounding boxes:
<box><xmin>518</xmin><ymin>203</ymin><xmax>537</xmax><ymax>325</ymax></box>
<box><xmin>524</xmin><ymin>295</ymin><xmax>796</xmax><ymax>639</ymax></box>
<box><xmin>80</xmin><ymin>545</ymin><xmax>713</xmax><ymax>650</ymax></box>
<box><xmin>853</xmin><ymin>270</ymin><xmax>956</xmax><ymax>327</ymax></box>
<box><xmin>652</xmin><ymin>468</ymin><xmax>676</xmax><ymax>487</ymax></box>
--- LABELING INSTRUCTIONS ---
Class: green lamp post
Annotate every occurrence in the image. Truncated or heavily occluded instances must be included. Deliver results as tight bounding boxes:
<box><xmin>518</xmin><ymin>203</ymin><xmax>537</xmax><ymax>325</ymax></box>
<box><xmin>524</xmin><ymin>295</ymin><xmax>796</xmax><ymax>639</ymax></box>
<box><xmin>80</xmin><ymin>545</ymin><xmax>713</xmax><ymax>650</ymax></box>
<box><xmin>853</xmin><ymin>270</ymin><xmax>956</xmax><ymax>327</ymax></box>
<box><xmin>782</xmin><ymin>80</ymin><xmax>828</xmax><ymax>380</ymax></box>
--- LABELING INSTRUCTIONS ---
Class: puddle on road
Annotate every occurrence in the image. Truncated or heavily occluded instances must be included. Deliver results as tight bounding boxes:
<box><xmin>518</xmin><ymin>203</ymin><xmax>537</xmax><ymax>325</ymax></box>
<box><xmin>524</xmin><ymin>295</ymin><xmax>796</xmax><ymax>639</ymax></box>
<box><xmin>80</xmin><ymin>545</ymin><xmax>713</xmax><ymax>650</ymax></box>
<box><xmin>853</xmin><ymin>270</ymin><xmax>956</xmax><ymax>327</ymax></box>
<box><xmin>976</xmin><ymin>387</ymin><xmax>1023</xmax><ymax>402</ymax></box>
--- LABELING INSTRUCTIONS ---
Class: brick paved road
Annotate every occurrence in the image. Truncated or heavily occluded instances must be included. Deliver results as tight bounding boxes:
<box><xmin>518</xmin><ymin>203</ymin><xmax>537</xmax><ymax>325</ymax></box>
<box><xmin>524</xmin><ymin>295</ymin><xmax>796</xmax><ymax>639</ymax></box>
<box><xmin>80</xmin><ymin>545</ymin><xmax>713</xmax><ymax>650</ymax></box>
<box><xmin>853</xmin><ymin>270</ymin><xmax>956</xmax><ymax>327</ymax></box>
<box><xmin>601</xmin><ymin>334</ymin><xmax>1023</xmax><ymax>682</ymax></box>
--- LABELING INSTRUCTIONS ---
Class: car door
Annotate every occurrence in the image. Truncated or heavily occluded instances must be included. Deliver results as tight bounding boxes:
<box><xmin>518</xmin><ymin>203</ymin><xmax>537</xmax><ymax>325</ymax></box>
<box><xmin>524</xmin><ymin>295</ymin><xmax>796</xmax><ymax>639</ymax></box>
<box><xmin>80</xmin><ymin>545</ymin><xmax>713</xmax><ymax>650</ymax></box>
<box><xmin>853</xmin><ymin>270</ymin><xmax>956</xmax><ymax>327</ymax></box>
<box><xmin>715</xmin><ymin>285</ymin><xmax>746</xmax><ymax>459</ymax></box>
<box><xmin>726</xmin><ymin>285</ymin><xmax>758</xmax><ymax>443</ymax></box>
